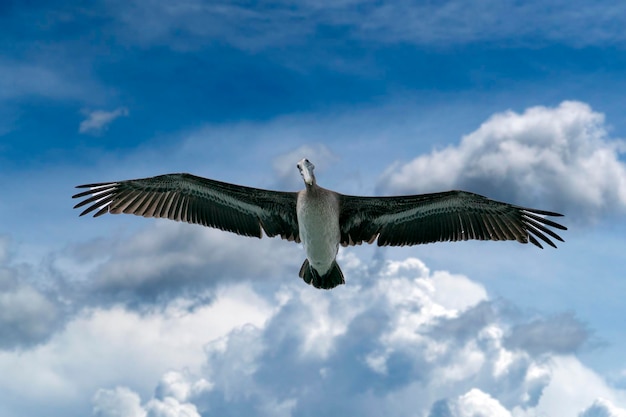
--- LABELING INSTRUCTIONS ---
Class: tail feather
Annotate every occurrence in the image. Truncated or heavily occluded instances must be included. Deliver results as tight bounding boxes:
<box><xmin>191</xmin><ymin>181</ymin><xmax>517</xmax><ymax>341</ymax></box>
<box><xmin>299</xmin><ymin>259</ymin><xmax>345</xmax><ymax>290</ymax></box>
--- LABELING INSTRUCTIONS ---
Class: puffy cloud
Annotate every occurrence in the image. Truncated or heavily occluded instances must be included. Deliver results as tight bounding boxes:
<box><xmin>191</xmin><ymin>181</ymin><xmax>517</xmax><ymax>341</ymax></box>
<box><xmin>0</xmin><ymin>284</ymin><xmax>271</xmax><ymax>417</ymax></box>
<box><xmin>79</xmin><ymin>107</ymin><xmax>129</xmax><ymax>134</ymax></box>
<box><xmin>426</xmin><ymin>269</ymin><xmax>488</xmax><ymax>312</ymax></box>
<box><xmin>0</xmin><ymin>236</ymin><xmax>64</xmax><ymax>350</ymax></box>
<box><xmin>66</xmin><ymin>222</ymin><xmax>301</xmax><ymax>307</ymax></box>
<box><xmin>92</xmin><ymin>385</ymin><xmax>204</xmax><ymax>417</ymax></box>
<box><xmin>429</xmin><ymin>388</ymin><xmax>512</xmax><ymax>417</ymax></box>
<box><xmin>0</xmin><ymin>248</ymin><xmax>623</xmax><ymax>417</ymax></box>
<box><xmin>579</xmin><ymin>398</ymin><xmax>626</xmax><ymax>417</ymax></box>
<box><xmin>0</xmin><ymin>285</ymin><xmax>61</xmax><ymax>349</ymax></box>
<box><xmin>93</xmin><ymin>387</ymin><xmax>145</xmax><ymax>417</ymax></box>
<box><xmin>378</xmin><ymin>101</ymin><xmax>626</xmax><ymax>223</ymax></box>
<box><xmin>534</xmin><ymin>356</ymin><xmax>626</xmax><ymax>417</ymax></box>
<box><xmin>154</xmin><ymin>371</ymin><xmax>207</xmax><ymax>402</ymax></box>
<box><xmin>93</xmin><ymin>373</ymin><xmax>208</xmax><ymax>417</ymax></box>
<box><xmin>144</xmin><ymin>397</ymin><xmax>200</xmax><ymax>417</ymax></box>
<box><xmin>504</xmin><ymin>313</ymin><xmax>590</xmax><ymax>356</ymax></box>
<box><xmin>93</xmin><ymin>256</ymin><xmax>610</xmax><ymax>417</ymax></box>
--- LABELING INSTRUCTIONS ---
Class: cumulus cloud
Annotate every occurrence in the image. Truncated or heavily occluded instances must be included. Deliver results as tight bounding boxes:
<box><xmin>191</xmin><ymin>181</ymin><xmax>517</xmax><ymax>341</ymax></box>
<box><xmin>0</xmin><ymin>247</ymin><xmax>623</xmax><ymax>417</ymax></box>
<box><xmin>73</xmin><ymin>222</ymin><xmax>300</xmax><ymax>307</ymax></box>
<box><xmin>429</xmin><ymin>388</ymin><xmax>512</xmax><ymax>417</ymax></box>
<box><xmin>530</xmin><ymin>356</ymin><xmax>626</xmax><ymax>417</ymax></box>
<box><xmin>378</xmin><ymin>101</ymin><xmax>626</xmax><ymax>223</ymax></box>
<box><xmin>580</xmin><ymin>398</ymin><xmax>626</xmax><ymax>417</ymax></box>
<box><xmin>0</xmin><ymin>236</ymin><xmax>64</xmax><ymax>350</ymax></box>
<box><xmin>79</xmin><ymin>107</ymin><xmax>129</xmax><ymax>134</ymax></box>
<box><xmin>93</xmin><ymin>372</ymin><xmax>209</xmax><ymax>417</ymax></box>
<box><xmin>95</xmin><ymin>379</ymin><xmax>206</xmax><ymax>417</ymax></box>
<box><xmin>93</xmin><ymin>387</ymin><xmax>145</xmax><ymax>417</ymax></box>
<box><xmin>86</xmin><ymin>256</ymin><xmax>625</xmax><ymax>417</ymax></box>
<box><xmin>0</xmin><ymin>284</ymin><xmax>271</xmax><ymax>417</ymax></box>
<box><xmin>504</xmin><ymin>313</ymin><xmax>590</xmax><ymax>356</ymax></box>
<box><xmin>144</xmin><ymin>396</ymin><xmax>200</xmax><ymax>417</ymax></box>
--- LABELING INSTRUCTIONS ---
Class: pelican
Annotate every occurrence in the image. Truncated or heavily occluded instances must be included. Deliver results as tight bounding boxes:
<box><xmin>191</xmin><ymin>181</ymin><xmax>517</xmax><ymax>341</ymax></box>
<box><xmin>73</xmin><ymin>158</ymin><xmax>566</xmax><ymax>289</ymax></box>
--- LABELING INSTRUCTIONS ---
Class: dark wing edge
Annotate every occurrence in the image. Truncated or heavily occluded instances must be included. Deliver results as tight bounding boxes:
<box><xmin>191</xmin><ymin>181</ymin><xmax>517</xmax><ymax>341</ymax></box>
<box><xmin>73</xmin><ymin>173</ymin><xmax>300</xmax><ymax>242</ymax></box>
<box><xmin>339</xmin><ymin>191</ymin><xmax>567</xmax><ymax>249</ymax></box>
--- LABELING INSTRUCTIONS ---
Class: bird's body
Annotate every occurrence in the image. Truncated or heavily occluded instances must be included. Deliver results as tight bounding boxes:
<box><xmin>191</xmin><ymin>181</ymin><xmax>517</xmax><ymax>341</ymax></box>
<box><xmin>297</xmin><ymin>185</ymin><xmax>340</xmax><ymax>276</ymax></box>
<box><xmin>73</xmin><ymin>158</ymin><xmax>567</xmax><ymax>289</ymax></box>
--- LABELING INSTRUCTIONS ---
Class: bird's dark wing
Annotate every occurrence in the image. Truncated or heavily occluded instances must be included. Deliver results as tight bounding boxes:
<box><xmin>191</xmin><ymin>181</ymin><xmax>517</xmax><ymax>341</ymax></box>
<box><xmin>339</xmin><ymin>190</ymin><xmax>566</xmax><ymax>249</ymax></box>
<box><xmin>73</xmin><ymin>173</ymin><xmax>300</xmax><ymax>242</ymax></box>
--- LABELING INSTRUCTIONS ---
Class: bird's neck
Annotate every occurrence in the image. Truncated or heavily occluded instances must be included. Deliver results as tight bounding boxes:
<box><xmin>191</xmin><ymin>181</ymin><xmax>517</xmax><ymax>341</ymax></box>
<box><xmin>305</xmin><ymin>182</ymin><xmax>317</xmax><ymax>192</ymax></box>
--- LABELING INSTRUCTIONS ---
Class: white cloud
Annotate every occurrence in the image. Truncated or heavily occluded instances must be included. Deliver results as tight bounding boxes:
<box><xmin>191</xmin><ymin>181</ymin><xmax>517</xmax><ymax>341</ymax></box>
<box><xmin>445</xmin><ymin>388</ymin><xmax>512</xmax><ymax>417</ymax></box>
<box><xmin>0</xmin><ymin>250</ymin><xmax>624</xmax><ymax>417</ymax></box>
<box><xmin>144</xmin><ymin>396</ymin><xmax>200</xmax><ymax>417</ymax></box>
<box><xmin>535</xmin><ymin>355</ymin><xmax>626</xmax><ymax>417</ymax></box>
<box><xmin>0</xmin><ymin>236</ymin><xmax>64</xmax><ymax>349</ymax></box>
<box><xmin>504</xmin><ymin>313</ymin><xmax>589</xmax><ymax>356</ymax></box>
<box><xmin>70</xmin><ymin>222</ymin><xmax>301</xmax><ymax>306</ymax></box>
<box><xmin>79</xmin><ymin>107</ymin><xmax>129</xmax><ymax>134</ymax></box>
<box><xmin>427</xmin><ymin>269</ymin><xmax>488</xmax><ymax>312</ymax></box>
<box><xmin>154</xmin><ymin>371</ymin><xmax>211</xmax><ymax>403</ymax></box>
<box><xmin>93</xmin><ymin>387</ymin><xmax>146</xmax><ymax>417</ymax></box>
<box><xmin>521</xmin><ymin>355</ymin><xmax>626</xmax><ymax>417</ymax></box>
<box><xmin>0</xmin><ymin>284</ymin><xmax>271</xmax><ymax>417</ymax></box>
<box><xmin>93</xmin><ymin>386</ymin><xmax>203</xmax><ymax>417</ymax></box>
<box><xmin>579</xmin><ymin>398</ymin><xmax>626</xmax><ymax>417</ymax></box>
<box><xmin>378</xmin><ymin>101</ymin><xmax>626</xmax><ymax>223</ymax></box>
<box><xmin>80</xmin><ymin>256</ymin><xmax>622</xmax><ymax>417</ymax></box>
<box><xmin>0</xmin><ymin>285</ymin><xmax>61</xmax><ymax>347</ymax></box>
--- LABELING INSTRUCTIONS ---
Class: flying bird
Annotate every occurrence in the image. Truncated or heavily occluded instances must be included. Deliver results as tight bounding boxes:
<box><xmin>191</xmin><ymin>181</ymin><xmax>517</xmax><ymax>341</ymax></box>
<box><xmin>73</xmin><ymin>158</ymin><xmax>566</xmax><ymax>290</ymax></box>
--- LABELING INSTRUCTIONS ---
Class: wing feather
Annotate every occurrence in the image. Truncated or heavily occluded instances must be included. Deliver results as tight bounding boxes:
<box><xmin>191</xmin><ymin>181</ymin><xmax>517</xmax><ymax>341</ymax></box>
<box><xmin>339</xmin><ymin>190</ymin><xmax>566</xmax><ymax>249</ymax></box>
<box><xmin>73</xmin><ymin>173</ymin><xmax>300</xmax><ymax>242</ymax></box>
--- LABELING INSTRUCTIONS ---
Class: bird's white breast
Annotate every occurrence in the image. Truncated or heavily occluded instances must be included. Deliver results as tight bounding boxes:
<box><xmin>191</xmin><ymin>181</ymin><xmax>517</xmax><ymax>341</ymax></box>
<box><xmin>296</xmin><ymin>189</ymin><xmax>340</xmax><ymax>275</ymax></box>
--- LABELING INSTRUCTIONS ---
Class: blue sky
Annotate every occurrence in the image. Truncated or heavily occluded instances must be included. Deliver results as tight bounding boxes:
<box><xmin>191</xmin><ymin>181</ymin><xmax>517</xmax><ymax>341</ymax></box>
<box><xmin>2</xmin><ymin>1</ymin><xmax>626</xmax><ymax>416</ymax></box>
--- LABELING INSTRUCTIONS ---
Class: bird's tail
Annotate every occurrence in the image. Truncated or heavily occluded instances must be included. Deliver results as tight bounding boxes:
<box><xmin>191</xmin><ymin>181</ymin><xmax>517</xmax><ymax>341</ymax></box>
<box><xmin>299</xmin><ymin>259</ymin><xmax>345</xmax><ymax>290</ymax></box>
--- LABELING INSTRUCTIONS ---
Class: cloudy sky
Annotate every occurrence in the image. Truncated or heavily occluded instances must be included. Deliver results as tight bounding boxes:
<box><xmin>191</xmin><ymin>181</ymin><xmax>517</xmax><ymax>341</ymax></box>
<box><xmin>2</xmin><ymin>1</ymin><xmax>626</xmax><ymax>416</ymax></box>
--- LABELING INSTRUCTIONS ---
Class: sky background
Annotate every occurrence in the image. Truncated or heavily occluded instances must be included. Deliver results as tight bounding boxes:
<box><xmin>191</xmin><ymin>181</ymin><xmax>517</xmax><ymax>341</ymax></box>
<box><xmin>2</xmin><ymin>1</ymin><xmax>626</xmax><ymax>416</ymax></box>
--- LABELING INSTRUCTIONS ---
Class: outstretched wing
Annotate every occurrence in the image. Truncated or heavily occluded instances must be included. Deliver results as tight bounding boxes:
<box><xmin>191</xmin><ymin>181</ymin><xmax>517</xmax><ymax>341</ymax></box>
<box><xmin>339</xmin><ymin>190</ymin><xmax>566</xmax><ymax>248</ymax></box>
<box><xmin>73</xmin><ymin>173</ymin><xmax>300</xmax><ymax>242</ymax></box>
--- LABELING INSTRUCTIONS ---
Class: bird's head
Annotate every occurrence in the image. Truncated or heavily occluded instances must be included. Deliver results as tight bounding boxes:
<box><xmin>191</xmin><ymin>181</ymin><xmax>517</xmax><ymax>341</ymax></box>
<box><xmin>297</xmin><ymin>158</ymin><xmax>316</xmax><ymax>186</ymax></box>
